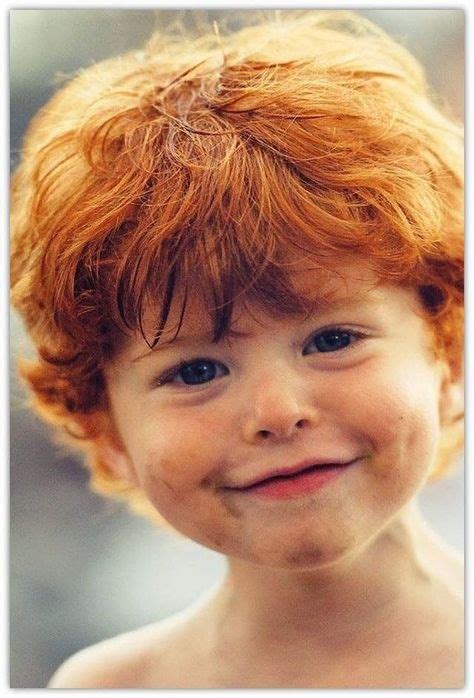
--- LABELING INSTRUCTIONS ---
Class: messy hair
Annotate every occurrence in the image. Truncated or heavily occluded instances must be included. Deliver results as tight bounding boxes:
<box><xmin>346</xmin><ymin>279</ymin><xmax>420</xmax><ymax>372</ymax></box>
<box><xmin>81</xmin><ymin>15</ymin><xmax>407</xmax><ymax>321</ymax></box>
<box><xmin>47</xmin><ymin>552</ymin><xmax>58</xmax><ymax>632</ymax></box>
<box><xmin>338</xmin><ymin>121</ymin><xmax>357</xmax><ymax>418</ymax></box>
<box><xmin>10</xmin><ymin>10</ymin><xmax>463</xmax><ymax>519</ymax></box>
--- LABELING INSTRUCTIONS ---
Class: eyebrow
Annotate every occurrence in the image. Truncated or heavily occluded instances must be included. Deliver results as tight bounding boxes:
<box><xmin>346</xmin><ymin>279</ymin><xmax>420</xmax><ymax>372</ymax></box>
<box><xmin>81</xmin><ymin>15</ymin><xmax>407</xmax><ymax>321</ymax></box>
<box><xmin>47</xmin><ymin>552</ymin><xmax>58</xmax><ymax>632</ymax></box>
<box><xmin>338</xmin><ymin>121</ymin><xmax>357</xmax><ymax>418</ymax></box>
<box><xmin>130</xmin><ymin>328</ymin><xmax>252</xmax><ymax>363</ymax></box>
<box><xmin>130</xmin><ymin>291</ymin><xmax>383</xmax><ymax>363</ymax></box>
<box><xmin>131</xmin><ymin>334</ymin><xmax>214</xmax><ymax>363</ymax></box>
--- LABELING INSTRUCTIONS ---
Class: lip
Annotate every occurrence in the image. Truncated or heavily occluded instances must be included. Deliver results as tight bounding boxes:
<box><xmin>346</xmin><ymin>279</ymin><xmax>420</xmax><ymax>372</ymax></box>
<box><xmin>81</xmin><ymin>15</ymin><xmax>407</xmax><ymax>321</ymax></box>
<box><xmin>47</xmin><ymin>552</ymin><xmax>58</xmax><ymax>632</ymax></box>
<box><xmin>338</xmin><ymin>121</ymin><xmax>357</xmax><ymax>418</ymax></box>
<box><xmin>226</xmin><ymin>458</ymin><xmax>358</xmax><ymax>491</ymax></box>
<box><xmin>225</xmin><ymin>459</ymin><xmax>358</xmax><ymax>500</ymax></box>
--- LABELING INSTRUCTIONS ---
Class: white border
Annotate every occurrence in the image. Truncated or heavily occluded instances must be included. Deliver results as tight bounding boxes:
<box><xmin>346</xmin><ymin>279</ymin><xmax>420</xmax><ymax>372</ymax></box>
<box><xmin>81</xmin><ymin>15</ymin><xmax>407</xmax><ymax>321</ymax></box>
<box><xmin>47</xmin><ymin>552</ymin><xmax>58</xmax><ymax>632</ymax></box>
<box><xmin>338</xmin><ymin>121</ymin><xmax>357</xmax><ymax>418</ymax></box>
<box><xmin>4</xmin><ymin>2</ymin><xmax>470</xmax><ymax>696</ymax></box>
<box><xmin>3</xmin><ymin>0</ymin><xmax>472</xmax><ymax>8</ymax></box>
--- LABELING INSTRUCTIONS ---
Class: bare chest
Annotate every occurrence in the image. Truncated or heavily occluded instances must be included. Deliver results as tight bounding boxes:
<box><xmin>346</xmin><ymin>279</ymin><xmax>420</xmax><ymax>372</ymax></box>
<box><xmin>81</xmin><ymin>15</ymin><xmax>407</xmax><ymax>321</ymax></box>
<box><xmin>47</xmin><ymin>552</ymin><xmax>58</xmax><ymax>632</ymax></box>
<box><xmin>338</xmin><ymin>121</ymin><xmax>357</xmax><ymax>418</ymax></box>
<box><xmin>141</xmin><ymin>616</ymin><xmax>464</xmax><ymax>689</ymax></box>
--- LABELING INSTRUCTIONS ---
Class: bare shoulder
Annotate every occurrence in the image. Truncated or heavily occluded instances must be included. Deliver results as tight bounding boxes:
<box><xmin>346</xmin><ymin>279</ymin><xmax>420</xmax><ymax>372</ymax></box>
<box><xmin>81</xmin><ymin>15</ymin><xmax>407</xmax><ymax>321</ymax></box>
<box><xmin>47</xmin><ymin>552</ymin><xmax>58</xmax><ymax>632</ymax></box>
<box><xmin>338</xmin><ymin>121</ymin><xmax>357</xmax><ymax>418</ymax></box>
<box><xmin>429</xmin><ymin>535</ymin><xmax>464</xmax><ymax>598</ymax></box>
<box><xmin>414</xmin><ymin>540</ymin><xmax>464</xmax><ymax>688</ymax></box>
<box><xmin>47</xmin><ymin>612</ymin><xmax>192</xmax><ymax>689</ymax></box>
<box><xmin>425</xmin><ymin>537</ymin><xmax>464</xmax><ymax>649</ymax></box>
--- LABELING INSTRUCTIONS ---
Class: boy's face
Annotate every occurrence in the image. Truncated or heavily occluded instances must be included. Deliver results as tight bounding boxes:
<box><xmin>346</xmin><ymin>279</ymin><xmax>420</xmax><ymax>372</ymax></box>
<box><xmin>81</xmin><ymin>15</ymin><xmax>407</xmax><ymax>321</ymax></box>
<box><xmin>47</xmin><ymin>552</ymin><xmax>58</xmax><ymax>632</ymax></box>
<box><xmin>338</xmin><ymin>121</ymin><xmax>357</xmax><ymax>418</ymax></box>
<box><xmin>104</xmin><ymin>261</ymin><xmax>454</xmax><ymax>568</ymax></box>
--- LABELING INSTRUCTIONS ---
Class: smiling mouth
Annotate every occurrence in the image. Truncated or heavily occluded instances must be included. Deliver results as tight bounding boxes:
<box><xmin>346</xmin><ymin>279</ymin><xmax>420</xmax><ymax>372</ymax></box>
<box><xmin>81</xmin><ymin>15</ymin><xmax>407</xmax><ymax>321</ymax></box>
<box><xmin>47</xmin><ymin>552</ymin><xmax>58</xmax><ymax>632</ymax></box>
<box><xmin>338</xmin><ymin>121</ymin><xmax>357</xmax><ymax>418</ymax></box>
<box><xmin>224</xmin><ymin>459</ymin><xmax>359</xmax><ymax>497</ymax></box>
<box><xmin>238</xmin><ymin>462</ymin><xmax>349</xmax><ymax>490</ymax></box>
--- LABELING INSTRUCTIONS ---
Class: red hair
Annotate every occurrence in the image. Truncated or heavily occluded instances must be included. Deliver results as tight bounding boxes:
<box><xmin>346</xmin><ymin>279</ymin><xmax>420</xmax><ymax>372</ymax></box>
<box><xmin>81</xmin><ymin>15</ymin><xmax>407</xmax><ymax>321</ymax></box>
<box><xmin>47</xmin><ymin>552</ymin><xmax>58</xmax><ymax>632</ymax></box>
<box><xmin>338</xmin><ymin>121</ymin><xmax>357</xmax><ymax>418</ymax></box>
<box><xmin>10</xmin><ymin>11</ymin><xmax>463</xmax><ymax>519</ymax></box>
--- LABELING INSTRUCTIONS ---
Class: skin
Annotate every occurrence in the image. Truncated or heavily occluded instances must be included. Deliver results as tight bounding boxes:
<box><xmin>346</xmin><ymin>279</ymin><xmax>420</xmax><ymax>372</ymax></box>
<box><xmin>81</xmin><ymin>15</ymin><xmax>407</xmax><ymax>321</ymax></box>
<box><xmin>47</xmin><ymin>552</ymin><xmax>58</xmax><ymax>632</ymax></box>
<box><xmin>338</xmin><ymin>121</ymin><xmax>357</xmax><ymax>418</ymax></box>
<box><xmin>49</xmin><ymin>261</ymin><xmax>464</xmax><ymax>688</ymax></box>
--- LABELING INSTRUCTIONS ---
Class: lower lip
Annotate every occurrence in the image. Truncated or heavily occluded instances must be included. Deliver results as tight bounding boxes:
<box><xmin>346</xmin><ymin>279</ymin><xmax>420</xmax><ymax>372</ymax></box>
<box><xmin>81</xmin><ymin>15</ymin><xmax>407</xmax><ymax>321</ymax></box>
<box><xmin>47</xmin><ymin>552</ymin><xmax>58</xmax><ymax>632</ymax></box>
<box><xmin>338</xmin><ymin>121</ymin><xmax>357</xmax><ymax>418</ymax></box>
<box><xmin>236</xmin><ymin>462</ymin><xmax>355</xmax><ymax>500</ymax></box>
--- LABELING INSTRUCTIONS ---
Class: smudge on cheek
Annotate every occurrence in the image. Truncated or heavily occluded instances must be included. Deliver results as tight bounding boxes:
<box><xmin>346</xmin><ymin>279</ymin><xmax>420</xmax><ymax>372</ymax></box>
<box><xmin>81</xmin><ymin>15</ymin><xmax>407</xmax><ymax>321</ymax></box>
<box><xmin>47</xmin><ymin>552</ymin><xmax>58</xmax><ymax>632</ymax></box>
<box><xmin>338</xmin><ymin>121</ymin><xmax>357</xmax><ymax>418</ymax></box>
<box><xmin>136</xmin><ymin>460</ymin><xmax>244</xmax><ymax>554</ymax></box>
<box><xmin>136</xmin><ymin>446</ymin><xmax>202</xmax><ymax>495</ymax></box>
<box><xmin>141</xmin><ymin>468</ymin><xmax>191</xmax><ymax>505</ymax></box>
<box><xmin>220</xmin><ymin>494</ymin><xmax>245</xmax><ymax>519</ymax></box>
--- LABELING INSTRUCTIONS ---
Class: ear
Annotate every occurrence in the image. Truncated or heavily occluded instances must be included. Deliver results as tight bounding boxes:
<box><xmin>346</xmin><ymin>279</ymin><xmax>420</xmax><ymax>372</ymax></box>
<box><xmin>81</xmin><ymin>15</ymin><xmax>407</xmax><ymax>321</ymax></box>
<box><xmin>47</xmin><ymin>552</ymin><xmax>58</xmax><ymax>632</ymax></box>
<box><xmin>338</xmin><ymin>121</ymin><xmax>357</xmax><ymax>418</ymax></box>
<box><xmin>438</xmin><ymin>359</ymin><xmax>464</xmax><ymax>428</ymax></box>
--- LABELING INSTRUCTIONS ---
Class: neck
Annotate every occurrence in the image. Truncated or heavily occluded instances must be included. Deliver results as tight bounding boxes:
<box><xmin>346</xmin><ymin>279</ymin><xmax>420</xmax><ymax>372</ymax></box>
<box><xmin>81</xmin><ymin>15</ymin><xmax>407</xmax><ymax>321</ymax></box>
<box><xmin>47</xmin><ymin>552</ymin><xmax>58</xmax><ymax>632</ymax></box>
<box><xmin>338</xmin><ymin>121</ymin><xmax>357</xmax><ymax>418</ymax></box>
<box><xmin>207</xmin><ymin>501</ymin><xmax>442</xmax><ymax>651</ymax></box>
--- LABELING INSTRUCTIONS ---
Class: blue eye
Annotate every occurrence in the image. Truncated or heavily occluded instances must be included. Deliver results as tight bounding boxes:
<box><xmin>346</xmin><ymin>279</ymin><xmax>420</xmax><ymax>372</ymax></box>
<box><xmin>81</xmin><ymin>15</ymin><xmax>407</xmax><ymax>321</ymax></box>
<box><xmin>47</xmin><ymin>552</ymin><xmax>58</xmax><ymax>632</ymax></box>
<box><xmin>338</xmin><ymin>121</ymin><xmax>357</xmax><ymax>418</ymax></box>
<box><xmin>159</xmin><ymin>359</ymin><xmax>228</xmax><ymax>386</ymax></box>
<box><xmin>304</xmin><ymin>329</ymin><xmax>358</xmax><ymax>354</ymax></box>
<box><xmin>179</xmin><ymin>360</ymin><xmax>219</xmax><ymax>385</ymax></box>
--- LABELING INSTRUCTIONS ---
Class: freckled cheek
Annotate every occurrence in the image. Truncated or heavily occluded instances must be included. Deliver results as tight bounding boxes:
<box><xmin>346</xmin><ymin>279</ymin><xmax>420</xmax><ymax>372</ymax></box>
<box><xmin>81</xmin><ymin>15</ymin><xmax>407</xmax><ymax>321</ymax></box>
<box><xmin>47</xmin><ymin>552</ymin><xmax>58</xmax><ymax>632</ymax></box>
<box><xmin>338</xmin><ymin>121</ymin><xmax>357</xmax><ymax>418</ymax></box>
<box><xmin>133</xmin><ymin>440</ymin><xmax>235</xmax><ymax>552</ymax></box>
<box><xmin>136</xmin><ymin>460</ymin><xmax>235</xmax><ymax>552</ymax></box>
<box><xmin>129</xmin><ymin>411</ymin><xmax>229</xmax><ymax>493</ymax></box>
<box><xmin>345</xmin><ymin>371</ymin><xmax>441</xmax><ymax>469</ymax></box>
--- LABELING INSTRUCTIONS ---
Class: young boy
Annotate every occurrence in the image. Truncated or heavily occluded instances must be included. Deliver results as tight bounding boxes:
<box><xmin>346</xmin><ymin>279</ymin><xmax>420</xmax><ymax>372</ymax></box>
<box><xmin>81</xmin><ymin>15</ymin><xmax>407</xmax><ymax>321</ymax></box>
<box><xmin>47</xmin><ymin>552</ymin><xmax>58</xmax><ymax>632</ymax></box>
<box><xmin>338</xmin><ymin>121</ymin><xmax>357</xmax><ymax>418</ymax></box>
<box><xmin>10</xmin><ymin>10</ymin><xmax>464</xmax><ymax>688</ymax></box>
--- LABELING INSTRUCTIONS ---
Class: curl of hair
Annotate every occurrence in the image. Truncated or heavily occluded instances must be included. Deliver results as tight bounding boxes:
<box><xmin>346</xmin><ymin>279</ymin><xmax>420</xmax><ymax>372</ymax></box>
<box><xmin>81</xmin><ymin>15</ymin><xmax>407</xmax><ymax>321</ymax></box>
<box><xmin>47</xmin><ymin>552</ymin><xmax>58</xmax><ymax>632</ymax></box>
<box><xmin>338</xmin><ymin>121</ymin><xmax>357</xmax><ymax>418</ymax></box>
<box><xmin>11</xmin><ymin>10</ymin><xmax>464</xmax><ymax>521</ymax></box>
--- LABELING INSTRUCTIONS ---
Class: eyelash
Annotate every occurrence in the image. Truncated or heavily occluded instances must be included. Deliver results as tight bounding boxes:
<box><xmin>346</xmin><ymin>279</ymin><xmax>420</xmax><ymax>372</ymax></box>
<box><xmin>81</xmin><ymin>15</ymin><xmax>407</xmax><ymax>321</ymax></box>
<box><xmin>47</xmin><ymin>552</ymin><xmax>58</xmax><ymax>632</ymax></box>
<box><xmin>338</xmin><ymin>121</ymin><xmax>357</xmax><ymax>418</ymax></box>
<box><xmin>153</xmin><ymin>326</ymin><xmax>367</xmax><ymax>388</ymax></box>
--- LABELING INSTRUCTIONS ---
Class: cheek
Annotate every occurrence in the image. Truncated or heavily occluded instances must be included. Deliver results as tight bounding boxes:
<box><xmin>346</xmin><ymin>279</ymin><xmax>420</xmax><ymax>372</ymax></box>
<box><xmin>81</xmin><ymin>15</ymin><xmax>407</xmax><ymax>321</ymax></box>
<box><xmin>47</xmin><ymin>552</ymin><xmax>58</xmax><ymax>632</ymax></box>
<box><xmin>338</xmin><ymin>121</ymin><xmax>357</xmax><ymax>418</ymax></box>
<box><xmin>136</xmin><ymin>443</ymin><xmax>238</xmax><ymax>552</ymax></box>
<box><xmin>123</xmin><ymin>407</ymin><xmax>244</xmax><ymax>551</ymax></box>
<box><xmin>124</xmin><ymin>408</ymin><xmax>229</xmax><ymax>514</ymax></box>
<box><xmin>342</xmin><ymin>362</ymin><xmax>441</xmax><ymax>470</ymax></box>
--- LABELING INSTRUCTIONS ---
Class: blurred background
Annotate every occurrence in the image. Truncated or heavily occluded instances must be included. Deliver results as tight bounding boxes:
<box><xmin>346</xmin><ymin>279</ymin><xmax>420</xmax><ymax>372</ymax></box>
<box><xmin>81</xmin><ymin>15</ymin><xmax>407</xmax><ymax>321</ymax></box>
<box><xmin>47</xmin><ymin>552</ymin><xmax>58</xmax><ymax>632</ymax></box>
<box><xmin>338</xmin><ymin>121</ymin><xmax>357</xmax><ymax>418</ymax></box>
<box><xmin>10</xmin><ymin>9</ymin><xmax>464</xmax><ymax>689</ymax></box>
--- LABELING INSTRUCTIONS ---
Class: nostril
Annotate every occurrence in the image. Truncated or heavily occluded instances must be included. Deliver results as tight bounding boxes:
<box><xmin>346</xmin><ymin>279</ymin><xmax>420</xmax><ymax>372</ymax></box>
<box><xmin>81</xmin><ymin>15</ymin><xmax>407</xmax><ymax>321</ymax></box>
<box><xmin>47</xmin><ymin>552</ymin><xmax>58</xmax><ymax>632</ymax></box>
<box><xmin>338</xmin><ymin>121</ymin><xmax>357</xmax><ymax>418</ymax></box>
<box><xmin>257</xmin><ymin>420</ymin><xmax>307</xmax><ymax>440</ymax></box>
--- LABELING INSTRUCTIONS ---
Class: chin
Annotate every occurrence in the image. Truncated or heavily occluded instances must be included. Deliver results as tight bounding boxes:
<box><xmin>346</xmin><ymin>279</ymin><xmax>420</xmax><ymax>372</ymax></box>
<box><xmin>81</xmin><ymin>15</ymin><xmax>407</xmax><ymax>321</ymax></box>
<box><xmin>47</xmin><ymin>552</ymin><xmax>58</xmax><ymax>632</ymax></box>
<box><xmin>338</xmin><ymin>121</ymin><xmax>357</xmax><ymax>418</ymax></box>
<box><xmin>239</xmin><ymin>532</ymin><xmax>358</xmax><ymax>570</ymax></box>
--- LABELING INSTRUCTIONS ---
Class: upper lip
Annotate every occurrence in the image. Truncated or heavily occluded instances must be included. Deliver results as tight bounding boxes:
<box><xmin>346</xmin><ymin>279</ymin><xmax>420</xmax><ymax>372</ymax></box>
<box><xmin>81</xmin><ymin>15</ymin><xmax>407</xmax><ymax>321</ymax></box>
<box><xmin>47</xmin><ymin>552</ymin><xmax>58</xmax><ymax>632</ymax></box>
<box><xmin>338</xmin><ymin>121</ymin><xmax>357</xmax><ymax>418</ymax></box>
<box><xmin>224</xmin><ymin>458</ymin><xmax>357</xmax><ymax>490</ymax></box>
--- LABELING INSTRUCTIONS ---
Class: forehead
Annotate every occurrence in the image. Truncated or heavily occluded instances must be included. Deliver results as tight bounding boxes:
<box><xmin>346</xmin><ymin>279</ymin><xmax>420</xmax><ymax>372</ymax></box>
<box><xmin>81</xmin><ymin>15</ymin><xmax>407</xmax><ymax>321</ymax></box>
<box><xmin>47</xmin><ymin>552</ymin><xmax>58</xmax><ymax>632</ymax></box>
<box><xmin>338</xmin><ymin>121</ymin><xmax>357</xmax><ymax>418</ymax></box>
<box><xmin>138</xmin><ymin>258</ymin><xmax>384</xmax><ymax>344</ymax></box>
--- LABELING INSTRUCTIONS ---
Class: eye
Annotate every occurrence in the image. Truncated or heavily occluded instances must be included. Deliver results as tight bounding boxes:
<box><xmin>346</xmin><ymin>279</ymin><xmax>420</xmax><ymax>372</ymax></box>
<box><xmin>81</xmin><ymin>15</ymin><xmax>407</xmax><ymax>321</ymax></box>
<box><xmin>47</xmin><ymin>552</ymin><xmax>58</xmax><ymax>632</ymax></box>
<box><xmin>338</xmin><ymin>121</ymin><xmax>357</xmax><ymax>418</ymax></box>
<box><xmin>157</xmin><ymin>359</ymin><xmax>229</xmax><ymax>387</ymax></box>
<box><xmin>303</xmin><ymin>328</ymin><xmax>361</xmax><ymax>355</ymax></box>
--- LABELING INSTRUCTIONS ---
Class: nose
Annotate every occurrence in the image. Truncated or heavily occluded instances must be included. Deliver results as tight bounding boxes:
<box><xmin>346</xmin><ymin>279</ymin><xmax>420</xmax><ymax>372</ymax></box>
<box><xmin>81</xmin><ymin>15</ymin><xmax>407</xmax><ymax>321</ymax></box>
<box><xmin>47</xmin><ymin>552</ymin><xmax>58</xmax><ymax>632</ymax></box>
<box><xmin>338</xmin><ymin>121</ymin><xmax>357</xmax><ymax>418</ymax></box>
<box><xmin>240</xmin><ymin>372</ymin><xmax>317</xmax><ymax>444</ymax></box>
